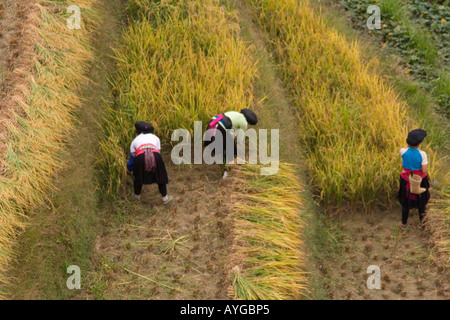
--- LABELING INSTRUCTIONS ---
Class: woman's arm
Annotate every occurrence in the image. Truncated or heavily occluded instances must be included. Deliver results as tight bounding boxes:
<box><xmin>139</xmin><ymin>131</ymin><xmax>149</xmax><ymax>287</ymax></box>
<box><xmin>127</xmin><ymin>152</ymin><xmax>135</xmax><ymax>172</ymax></box>
<box><xmin>130</xmin><ymin>138</ymin><xmax>137</xmax><ymax>156</ymax></box>
<box><xmin>420</xmin><ymin>150</ymin><xmax>428</xmax><ymax>175</ymax></box>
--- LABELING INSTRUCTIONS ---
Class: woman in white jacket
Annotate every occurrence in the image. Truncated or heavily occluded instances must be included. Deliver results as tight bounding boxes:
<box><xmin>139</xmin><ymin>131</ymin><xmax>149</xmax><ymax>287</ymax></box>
<box><xmin>128</xmin><ymin>121</ymin><xmax>172</xmax><ymax>205</ymax></box>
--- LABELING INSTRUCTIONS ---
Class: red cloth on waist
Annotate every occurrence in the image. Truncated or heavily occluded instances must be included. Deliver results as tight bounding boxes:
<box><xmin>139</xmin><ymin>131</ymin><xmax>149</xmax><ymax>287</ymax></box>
<box><xmin>400</xmin><ymin>167</ymin><xmax>427</xmax><ymax>201</ymax></box>
<box><xmin>208</xmin><ymin>114</ymin><xmax>224</xmax><ymax>129</ymax></box>
<box><xmin>400</xmin><ymin>168</ymin><xmax>426</xmax><ymax>182</ymax></box>
<box><xmin>136</xmin><ymin>143</ymin><xmax>160</xmax><ymax>156</ymax></box>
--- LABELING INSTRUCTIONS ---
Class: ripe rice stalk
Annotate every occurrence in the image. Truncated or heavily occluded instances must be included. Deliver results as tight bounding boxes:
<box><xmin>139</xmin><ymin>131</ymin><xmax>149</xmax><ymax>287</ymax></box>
<box><xmin>231</xmin><ymin>266</ymin><xmax>269</xmax><ymax>300</ymax></box>
<box><xmin>228</xmin><ymin>163</ymin><xmax>307</xmax><ymax>300</ymax></box>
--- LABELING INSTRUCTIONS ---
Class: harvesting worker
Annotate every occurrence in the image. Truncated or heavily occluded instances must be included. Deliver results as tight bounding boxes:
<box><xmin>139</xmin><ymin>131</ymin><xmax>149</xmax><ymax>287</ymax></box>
<box><xmin>204</xmin><ymin>109</ymin><xmax>258</xmax><ymax>179</ymax></box>
<box><xmin>398</xmin><ymin>129</ymin><xmax>430</xmax><ymax>230</ymax></box>
<box><xmin>127</xmin><ymin>121</ymin><xmax>173</xmax><ymax>205</ymax></box>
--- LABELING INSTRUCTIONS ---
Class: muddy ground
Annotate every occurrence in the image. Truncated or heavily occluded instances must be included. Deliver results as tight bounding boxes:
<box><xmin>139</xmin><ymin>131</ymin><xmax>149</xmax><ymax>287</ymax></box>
<box><xmin>320</xmin><ymin>206</ymin><xmax>449</xmax><ymax>300</ymax></box>
<box><xmin>82</xmin><ymin>161</ymin><xmax>234</xmax><ymax>299</ymax></box>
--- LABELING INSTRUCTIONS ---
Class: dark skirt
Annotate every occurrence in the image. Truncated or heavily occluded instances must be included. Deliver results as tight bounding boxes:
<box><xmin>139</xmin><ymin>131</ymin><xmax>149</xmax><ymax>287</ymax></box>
<box><xmin>204</xmin><ymin>118</ymin><xmax>236</xmax><ymax>162</ymax></box>
<box><xmin>398</xmin><ymin>175</ymin><xmax>430</xmax><ymax>211</ymax></box>
<box><xmin>133</xmin><ymin>152</ymin><xmax>169</xmax><ymax>186</ymax></box>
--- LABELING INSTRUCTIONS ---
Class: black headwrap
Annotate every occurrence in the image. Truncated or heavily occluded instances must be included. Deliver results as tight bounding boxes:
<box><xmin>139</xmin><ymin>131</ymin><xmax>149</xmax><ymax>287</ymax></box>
<box><xmin>135</xmin><ymin>121</ymin><xmax>154</xmax><ymax>134</ymax></box>
<box><xmin>406</xmin><ymin>129</ymin><xmax>427</xmax><ymax>146</ymax></box>
<box><xmin>240</xmin><ymin>109</ymin><xmax>258</xmax><ymax>125</ymax></box>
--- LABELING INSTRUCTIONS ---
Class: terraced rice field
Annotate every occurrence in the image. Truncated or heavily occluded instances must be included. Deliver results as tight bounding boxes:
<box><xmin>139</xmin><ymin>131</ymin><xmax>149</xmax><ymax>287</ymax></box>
<box><xmin>0</xmin><ymin>0</ymin><xmax>448</xmax><ymax>301</ymax></box>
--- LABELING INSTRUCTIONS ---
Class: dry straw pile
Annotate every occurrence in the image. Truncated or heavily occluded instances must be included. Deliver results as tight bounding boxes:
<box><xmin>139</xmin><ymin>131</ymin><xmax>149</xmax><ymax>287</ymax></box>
<box><xmin>229</xmin><ymin>164</ymin><xmax>306</xmax><ymax>300</ymax></box>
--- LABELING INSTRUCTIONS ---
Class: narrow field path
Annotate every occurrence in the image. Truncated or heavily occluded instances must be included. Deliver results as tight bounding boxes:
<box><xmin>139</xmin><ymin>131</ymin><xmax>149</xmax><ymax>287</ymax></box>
<box><xmin>231</xmin><ymin>0</ymin><xmax>303</xmax><ymax>165</ymax></box>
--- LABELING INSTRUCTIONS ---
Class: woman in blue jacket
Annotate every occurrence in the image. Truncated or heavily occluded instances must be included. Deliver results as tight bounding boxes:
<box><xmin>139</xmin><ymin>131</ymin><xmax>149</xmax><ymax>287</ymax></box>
<box><xmin>398</xmin><ymin>129</ymin><xmax>430</xmax><ymax>230</ymax></box>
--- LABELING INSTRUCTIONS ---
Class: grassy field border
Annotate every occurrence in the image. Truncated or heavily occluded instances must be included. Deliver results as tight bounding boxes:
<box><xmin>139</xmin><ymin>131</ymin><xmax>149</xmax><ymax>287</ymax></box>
<box><xmin>341</xmin><ymin>0</ymin><xmax>449</xmax><ymax>118</ymax></box>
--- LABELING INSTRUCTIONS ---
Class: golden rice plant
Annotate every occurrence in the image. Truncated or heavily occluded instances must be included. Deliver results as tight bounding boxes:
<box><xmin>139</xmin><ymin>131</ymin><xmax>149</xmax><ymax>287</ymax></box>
<box><xmin>229</xmin><ymin>164</ymin><xmax>307</xmax><ymax>300</ymax></box>
<box><xmin>0</xmin><ymin>0</ymin><xmax>96</xmax><ymax>294</ymax></box>
<box><xmin>247</xmin><ymin>0</ymin><xmax>438</xmax><ymax>206</ymax></box>
<box><xmin>100</xmin><ymin>0</ymin><xmax>256</xmax><ymax>194</ymax></box>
